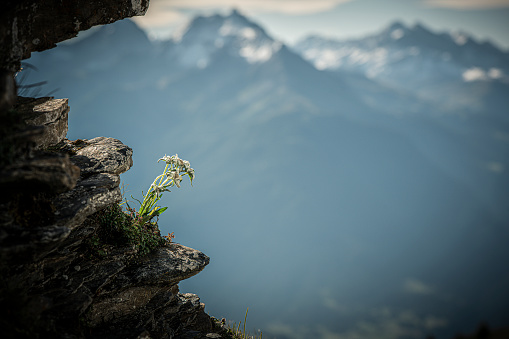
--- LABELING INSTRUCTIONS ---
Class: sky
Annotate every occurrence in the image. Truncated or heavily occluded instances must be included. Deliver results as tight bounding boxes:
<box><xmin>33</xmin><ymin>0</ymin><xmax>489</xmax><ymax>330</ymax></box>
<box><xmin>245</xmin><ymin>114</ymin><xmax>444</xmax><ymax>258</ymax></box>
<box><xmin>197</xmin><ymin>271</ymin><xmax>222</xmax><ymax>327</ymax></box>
<box><xmin>132</xmin><ymin>0</ymin><xmax>509</xmax><ymax>49</ymax></box>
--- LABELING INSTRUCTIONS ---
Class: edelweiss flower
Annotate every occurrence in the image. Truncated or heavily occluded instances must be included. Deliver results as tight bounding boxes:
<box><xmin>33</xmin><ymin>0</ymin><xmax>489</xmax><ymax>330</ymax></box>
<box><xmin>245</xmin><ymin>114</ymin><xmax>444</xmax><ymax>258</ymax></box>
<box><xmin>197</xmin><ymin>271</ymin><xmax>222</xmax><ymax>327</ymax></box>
<box><xmin>171</xmin><ymin>154</ymin><xmax>179</xmax><ymax>162</ymax></box>
<box><xmin>158</xmin><ymin>154</ymin><xmax>183</xmax><ymax>167</ymax></box>
<box><xmin>167</xmin><ymin>170</ymin><xmax>182</xmax><ymax>188</ymax></box>
<box><xmin>158</xmin><ymin>154</ymin><xmax>172</xmax><ymax>164</ymax></box>
<box><xmin>181</xmin><ymin>160</ymin><xmax>191</xmax><ymax>171</ymax></box>
<box><xmin>150</xmin><ymin>184</ymin><xmax>169</xmax><ymax>198</ymax></box>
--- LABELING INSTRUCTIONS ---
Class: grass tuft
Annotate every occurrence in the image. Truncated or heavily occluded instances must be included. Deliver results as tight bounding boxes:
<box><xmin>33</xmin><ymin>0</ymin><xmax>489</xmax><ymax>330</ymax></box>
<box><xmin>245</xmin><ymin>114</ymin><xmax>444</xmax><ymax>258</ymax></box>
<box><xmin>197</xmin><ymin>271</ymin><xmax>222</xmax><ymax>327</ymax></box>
<box><xmin>218</xmin><ymin>308</ymin><xmax>262</xmax><ymax>339</ymax></box>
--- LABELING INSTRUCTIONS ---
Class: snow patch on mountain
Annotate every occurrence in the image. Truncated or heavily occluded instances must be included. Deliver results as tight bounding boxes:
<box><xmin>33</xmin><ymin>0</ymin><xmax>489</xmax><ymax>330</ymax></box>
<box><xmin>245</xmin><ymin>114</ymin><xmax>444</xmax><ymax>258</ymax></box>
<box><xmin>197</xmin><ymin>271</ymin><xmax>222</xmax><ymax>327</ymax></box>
<box><xmin>293</xmin><ymin>21</ymin><xmax>509</xmax><ymax>86</ymax></box>
<box><xmin>451</xmin><ymin>31</ymin><xmax>469</xmax><ymax>46</ymax></box>
<box><xmin>169</xmin><ymin>9</ymin><xmax>282</xmax><ymax>67</ymax></box>
<box><xmin>462</xmin><ymin>67</ymin><xmax>506</xmax><ymax>82</ymax></box>
<box><xmin>391</xmin><ymin>28</ymin><xmax>405</xmax><ymax>40</ymax></box>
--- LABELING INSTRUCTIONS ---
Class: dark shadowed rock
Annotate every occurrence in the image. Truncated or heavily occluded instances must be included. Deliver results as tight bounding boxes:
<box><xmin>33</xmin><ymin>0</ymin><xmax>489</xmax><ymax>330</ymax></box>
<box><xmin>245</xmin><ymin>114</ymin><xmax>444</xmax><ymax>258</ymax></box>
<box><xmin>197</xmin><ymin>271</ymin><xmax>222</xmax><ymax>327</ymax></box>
<box><xmin>87</xmin><ymin>289</ymin><xmax>213</xmax><ymax>338</ymax></box>
<box><xmin>0</xmin><ymin>0</ymin><xmax>150</xmax><ymax>71</ymax></box>
<box><xmin>0</xmin><ymin>137</ymin><xmax>132</xmax><ymax>262</ymax></box>
<box><xmin>0</xmin><ymin>153</ymin><xmax>80</xmax><ymax>196</ymax></box>
<box><xmin>0</xmin><ymin>69</ymin><xmax>16</xmax><ymax>111</ymax></box>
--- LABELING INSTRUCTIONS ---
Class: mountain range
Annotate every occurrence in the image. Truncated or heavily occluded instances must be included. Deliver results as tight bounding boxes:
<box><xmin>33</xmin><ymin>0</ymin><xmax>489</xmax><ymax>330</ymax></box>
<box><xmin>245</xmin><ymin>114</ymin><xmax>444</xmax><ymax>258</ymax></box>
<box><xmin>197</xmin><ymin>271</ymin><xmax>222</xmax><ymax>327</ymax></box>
<box><xmin>294</xmin><ymin>21</ymin><xmax>509</xmax><ymax>113</ymax></box>
<box><xmin>22</xmin><ymin>10</ymin><xmax>509</xmax><ymax>339</ymax></box>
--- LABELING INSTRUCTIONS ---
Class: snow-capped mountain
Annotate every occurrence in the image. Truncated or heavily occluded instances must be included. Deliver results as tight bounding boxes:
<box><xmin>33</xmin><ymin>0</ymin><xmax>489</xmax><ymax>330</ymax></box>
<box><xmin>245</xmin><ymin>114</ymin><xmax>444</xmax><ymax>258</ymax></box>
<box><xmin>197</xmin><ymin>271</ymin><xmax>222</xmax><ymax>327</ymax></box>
<box><xmin>294</xmin><ymin>21</ymin><xmax>509</xmax><ymax>82</ymax></box>
<box><xmin>163</xmin><ymin>9</ymin><xmax>282</xmax><ymax>68</ymax></box>
<box><xmin>294</xmin><ymin>22</ymin><xmax>509</xmax><ymax>113</ymax></box>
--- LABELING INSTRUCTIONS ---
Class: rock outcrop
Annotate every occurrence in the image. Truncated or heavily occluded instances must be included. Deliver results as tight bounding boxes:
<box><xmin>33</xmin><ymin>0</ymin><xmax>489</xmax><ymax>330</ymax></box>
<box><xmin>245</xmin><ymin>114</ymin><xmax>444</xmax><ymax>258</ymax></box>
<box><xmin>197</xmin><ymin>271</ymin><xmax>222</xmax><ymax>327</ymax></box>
<box><xmin>16</xmin><ymin>96</ymin><xmax>70</xmax><ymax>149</ymax></box>
<box><xmin>0</xmin><ymin>1</ymin><xmax>232</xmax><ymax>338</ymax></box>
<box><xmin>1</xmin><ymin>0</ymin><xmax>150</xmax><ymax>72</ymax></box>
<box><xmin>0</xmin><ymin>111</ymin><xmax>215</xmax><ymax>337</ymax></box>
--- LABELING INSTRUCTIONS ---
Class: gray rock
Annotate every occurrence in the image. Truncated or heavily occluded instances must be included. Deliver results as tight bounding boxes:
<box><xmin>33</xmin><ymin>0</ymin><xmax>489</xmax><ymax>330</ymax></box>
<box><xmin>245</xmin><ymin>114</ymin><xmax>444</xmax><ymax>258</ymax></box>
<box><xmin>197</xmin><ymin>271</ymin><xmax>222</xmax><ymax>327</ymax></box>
<box><xmin>72</xmin><ymin>137</ymin><xmax>133</xmax><ymax>176</ymax></box>
<box><xmin>99</xmin><ymin>244</ymin><xmax>210</xmax><ymax>294</ymax></box>
<box><xmin>53</xmin><ymin>184</ymin><xmax>122</xmax><ymax>230</ymax></box>
<box><xmin>128</xmin><ymin>244</ymin><xmax>211</xmax><ymax>286</ymax></box>
<box><xmin>23</xmin><ymin>98</ymin><xmax>69</xmax><ymax>126</ymax></box>
<box><xmin>53</xmin><ymin>137</ymin><xmax>133</xmax><ymax>230</ymax></box>
<box><xmin>17</xmin><ymin>97</ymin><xmax>70</xmax><ymax>149</ymax></box>
<box><xmin>81</xmin><ymin>246</ymin><xmax>210</xmax><ymax>336</ymax></box>
<box><xmin>0</xmin><ymin>137</ymin><xmax>131</xmax><ymax>261</ymax></box>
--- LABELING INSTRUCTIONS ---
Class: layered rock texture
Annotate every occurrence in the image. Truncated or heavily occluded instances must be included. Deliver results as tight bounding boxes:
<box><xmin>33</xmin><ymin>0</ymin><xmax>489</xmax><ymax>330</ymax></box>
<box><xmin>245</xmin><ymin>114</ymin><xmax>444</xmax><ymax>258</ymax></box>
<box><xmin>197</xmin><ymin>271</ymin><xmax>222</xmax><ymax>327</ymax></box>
<box><xmin>0</xmin><ymin>1</ymin><xmax>232</xmax><ymax>338</ymax></box>
<box><xmin>1</xmin><ymin>0</ymin><xmax>150</xmax><ymax>71</ymax></box>
<box><xmin>0</xmin><ymin>97</ymin><xmax>221</xmax><ymax>337</ymax></box>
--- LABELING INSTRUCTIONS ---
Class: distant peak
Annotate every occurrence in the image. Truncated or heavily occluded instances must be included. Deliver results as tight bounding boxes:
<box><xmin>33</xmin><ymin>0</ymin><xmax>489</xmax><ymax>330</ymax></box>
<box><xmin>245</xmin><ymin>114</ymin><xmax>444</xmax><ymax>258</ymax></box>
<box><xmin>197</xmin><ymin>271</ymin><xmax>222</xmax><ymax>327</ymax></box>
<box><xmin>386</xmin><ymin>21</ymin><xmax>408</xmax><ymax>40</ymax></box>
<box><xmin>170</xmin><ymin>10</ymin><xmax>280</xmax><ymax>66</ymax></box>
<box><xmin>224</xmin><ymin>8</ymin><xmax>256</xmax><ymax>27</ymax></box>
<box><xmin>388</xmin><ymin>21</ymin><xmax>407</xmax><ymax>31</ymax></box>
<box><xmin>450</xmin><ymin>31</ymin><xmax>470</xmax><ymax>46</ymax></box>
<box><xmin>230</xmin><ymin>8</ymin><xmax>243</xmax><ymax>17</ymax></box>
<box><xmin>412</xmin><ymin>22</ymin><xmax>431</xmax><ymax>33</ymax></box>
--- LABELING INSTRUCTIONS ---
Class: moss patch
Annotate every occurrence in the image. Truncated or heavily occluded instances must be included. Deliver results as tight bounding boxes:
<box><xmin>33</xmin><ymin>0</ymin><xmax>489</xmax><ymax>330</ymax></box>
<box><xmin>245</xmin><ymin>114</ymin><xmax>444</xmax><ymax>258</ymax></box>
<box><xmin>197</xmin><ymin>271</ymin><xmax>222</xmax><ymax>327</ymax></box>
<box><xmin>86</xmin><ymin>204</ymin><xmax>171</xmax><ymax>259</ymax></box>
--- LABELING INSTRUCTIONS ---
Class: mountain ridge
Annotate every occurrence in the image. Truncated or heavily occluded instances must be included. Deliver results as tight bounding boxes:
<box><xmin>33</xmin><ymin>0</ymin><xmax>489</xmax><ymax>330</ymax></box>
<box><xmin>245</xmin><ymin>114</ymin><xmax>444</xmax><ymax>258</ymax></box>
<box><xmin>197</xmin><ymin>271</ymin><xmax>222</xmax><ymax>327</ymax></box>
<box><xmin>293</xmin><ymin>20</ymin><xmax>509</xmax><ymax>83</ymax></box>
<box><xmin>21</xmin><ymin>11</ymin><xmax>509</xmax><ymax>339</ymax></box>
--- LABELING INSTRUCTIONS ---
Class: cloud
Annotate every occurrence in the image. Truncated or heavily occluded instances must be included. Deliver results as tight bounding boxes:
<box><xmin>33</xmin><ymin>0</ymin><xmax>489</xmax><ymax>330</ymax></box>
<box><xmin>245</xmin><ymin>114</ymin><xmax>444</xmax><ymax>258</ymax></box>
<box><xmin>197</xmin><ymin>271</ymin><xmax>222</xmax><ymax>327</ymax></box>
<box><xmin>403</xmin><ymin>278</ymin><xmax>434</xmax><ymax>295</ymax></box>
<box><xmin>422</xmin><ymin>0</ymin><xmax>509</xmax><ymax>9</ymax></box>
<box><xmin>132</xmin><ymin>1</ymin><xmax>186</xmax><ymax>27</ymax></box>
<box><xmin>151</xmin><ymin>0</ymin><xmax>354</xmax><ymax>15</ymax></box>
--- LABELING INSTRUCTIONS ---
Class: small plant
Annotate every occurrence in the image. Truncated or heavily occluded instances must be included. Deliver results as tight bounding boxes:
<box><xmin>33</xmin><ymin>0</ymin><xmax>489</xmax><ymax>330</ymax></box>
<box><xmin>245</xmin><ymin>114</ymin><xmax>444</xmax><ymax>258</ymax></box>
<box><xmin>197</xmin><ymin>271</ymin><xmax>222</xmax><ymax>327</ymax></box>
<box><xmin>130</xmin><ymin>154</ymin><xmax>194</xmax><ymax>225</ymax></box>
<box><xmin>86</xmin><ymin>154</ymin><xmax>194</xmax><ymax>258</ymax></box>
<box><xmin>85</xmin><ymin>204</ymin><xmax>166</xmax><ymax>257</ymax></box>
<box><xmin>221</xmin><ymin>308</ymin><xmax>262</xmax><ymax>339</ymax></box>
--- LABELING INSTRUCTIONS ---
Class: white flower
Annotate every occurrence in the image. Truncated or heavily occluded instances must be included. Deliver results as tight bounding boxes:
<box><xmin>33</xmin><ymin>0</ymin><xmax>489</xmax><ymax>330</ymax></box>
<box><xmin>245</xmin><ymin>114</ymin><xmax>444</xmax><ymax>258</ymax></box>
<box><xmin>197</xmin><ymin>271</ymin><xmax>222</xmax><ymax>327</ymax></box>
<box><xmin>182</xmin><ymin>160</ymin><xmax>191</xmax><ymax>171</ymax></box>
<box><xmin>158</xmin><ymin>154</ymin><xmax>172</xmax><ymax>164</ymax></box>
<box><xmin>167</xmin><ymin>170</ymin><xmax>182</xmax><ymax>188</ymax></box>
<box><xmin>150</xmin><ymin>184</ymin><xmax>169</xmax><ymax>197</ymax></box>
<box><xmin>171</xmin><ymin>154</ymin><xmax>179</xmax><ymax>161</ymax></box>
<box><xmin>158</xmin><ymin>154</ymin><xmax>184</xmax><ymax>167</ymax></box>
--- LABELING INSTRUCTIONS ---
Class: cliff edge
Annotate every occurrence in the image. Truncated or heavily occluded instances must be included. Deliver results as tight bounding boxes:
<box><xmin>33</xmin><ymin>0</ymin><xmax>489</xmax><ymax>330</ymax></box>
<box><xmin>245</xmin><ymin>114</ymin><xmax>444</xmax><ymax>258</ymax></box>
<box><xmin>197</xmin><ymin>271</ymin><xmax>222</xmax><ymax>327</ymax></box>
<box><xmin>0</xmin><ymin>1</ymin><xmax>230</xmax><ymax>338</ymax></box>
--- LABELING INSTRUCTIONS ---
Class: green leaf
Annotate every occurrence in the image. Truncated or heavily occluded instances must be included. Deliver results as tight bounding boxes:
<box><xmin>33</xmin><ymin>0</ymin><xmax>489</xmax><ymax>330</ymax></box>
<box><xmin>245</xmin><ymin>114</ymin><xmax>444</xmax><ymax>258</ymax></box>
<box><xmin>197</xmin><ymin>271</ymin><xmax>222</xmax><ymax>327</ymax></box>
<box><xmin>154</xmin><ymin>206</ymin><xmax>168</xmax><ymax>216</ymax></box>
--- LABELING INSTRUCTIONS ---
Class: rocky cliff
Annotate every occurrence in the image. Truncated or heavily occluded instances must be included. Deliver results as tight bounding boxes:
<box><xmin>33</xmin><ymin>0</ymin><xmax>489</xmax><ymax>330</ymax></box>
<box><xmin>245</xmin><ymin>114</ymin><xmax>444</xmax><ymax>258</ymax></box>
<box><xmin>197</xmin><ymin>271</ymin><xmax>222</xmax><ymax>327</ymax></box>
<box><xmin>0</xmin><ymin>1</ymin><xmax>230</xmax><ymax>338</ymax></box>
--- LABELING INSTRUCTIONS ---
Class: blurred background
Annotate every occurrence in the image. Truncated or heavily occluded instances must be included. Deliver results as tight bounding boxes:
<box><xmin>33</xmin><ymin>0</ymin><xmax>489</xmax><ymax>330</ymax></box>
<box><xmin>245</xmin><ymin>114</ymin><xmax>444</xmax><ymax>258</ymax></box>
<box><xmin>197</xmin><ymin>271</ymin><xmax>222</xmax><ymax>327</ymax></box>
<box><xmin>20</xmin><ymin>0</ymin><xmax>509</xmax><ymax>338</ymax></box>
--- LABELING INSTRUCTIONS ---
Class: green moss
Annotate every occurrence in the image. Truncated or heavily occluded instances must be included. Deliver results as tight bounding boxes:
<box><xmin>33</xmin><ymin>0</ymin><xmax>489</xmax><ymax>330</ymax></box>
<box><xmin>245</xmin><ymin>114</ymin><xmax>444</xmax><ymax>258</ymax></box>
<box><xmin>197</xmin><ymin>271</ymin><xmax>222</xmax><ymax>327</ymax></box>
<box><xmin>87</xmin><ymin>204</ymin><xmax>171</xmax><ymax>259</ymax></box>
